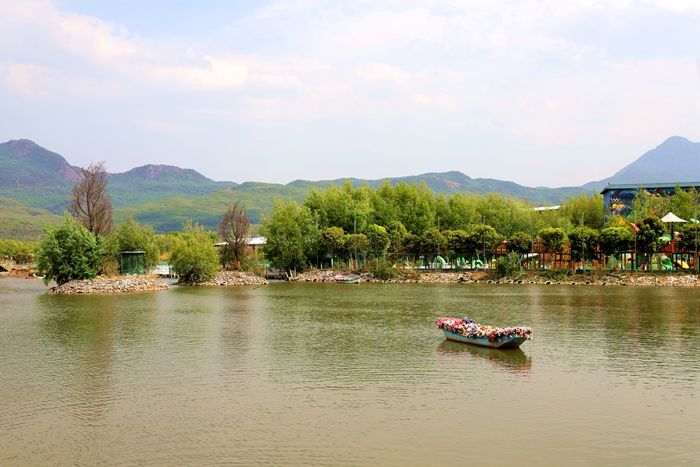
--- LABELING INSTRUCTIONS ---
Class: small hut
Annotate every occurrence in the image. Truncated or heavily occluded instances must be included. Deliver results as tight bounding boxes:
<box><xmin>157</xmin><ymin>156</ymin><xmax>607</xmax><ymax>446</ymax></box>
<box><xmin>119</xmin><ymin>251</ymin><xmax>146</xmax><ymax>275</ymax></box>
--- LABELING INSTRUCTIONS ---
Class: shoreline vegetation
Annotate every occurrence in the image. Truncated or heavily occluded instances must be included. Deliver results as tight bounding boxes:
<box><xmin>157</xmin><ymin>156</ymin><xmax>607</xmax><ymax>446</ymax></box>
<box><xmin>289</xmin><ymin>269</ymin><xmax>700</xmax><ymax>287</ymax></box>
<box><xmin>4</xmin><ymin>178</ymin><xmax>698</xmax><ymax>293</ymax></box>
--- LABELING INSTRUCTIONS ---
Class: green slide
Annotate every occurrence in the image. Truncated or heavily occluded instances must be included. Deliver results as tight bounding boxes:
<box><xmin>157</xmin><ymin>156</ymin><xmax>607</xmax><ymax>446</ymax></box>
<box><xmin>658</xmin><ymin>255</ymin><xmax>673</xmax><ymax>271</ymax></box>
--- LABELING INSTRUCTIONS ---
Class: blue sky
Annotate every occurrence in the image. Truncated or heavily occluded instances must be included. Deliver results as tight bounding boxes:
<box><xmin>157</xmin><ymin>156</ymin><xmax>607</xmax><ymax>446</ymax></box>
<box><xmin>1</xmin><ymin>0</ymin><xmax>699</xmax><ymax>186</ymax></box>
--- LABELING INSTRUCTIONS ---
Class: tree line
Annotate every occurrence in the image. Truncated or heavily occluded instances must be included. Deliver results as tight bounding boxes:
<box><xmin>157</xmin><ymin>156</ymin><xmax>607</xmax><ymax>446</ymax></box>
<box><xmin>260</xmin><ymin>181</ymin><xmax>700</xmax><ymax>274</ymax></box>
<box><xmin>8</xmin><ymin>161</ymin><xmax>700</xmax><ymax>284</ymax></box>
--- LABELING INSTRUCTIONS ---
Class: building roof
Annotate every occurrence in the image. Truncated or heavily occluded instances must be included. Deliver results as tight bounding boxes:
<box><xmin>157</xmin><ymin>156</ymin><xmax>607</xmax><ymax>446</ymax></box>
<box><xmin>600</xmin><ymin>182</ymin><xmax>700</xmax><ymax>194</ymax></box>
<box><xmin>533</xmin><ymin>205</ymin><xmax>560</xmax><ymax>211</ymax></box>
<box><xmin>214</xmin><ymin>237</ymin><xmax>267</xmax><ymax>247</ymax></box>
<box><xmin>247</xmin><ymin>236</ymin><xmax>267</xmax><ymax>245</ymax></box>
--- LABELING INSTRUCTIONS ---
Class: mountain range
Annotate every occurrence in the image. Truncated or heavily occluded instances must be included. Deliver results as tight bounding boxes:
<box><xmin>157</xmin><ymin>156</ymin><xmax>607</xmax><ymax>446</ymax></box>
<box><xmin>1</xmin><ymin>136</ymin><xmax>699</xmax><ymax>238</ymax></box>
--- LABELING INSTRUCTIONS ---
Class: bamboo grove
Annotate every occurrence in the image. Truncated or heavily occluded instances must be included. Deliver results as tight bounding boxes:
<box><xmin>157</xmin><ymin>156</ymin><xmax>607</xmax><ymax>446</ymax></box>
<box><xmin>260</xmin><ymin>181</ymin><xmax>700</xmax><ymax>273</ymax></box>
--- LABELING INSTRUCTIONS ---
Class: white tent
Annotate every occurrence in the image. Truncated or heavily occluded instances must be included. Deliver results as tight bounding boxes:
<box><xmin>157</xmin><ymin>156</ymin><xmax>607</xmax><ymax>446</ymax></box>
<box><xmin>660</xmin><ymin>212</ymin><xmax>687</xmax><ymax>223</ymax></box>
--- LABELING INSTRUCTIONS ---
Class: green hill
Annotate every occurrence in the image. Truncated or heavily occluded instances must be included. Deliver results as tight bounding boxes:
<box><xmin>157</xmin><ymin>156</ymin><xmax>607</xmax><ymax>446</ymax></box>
<box><xmin>116</xmin><ymin>183</ymin><xmax>309</xmax><ymax>232</ymax></box>
<box><xmin>109</xmin><ymin>164</ymin><xmax>237</xmax><ymax>207</ymax></box>
<box><xmin>0</xmin><ymin>196</ymin><xmax>63</xmax><ymax>239</ymax></box>
<box><xmin>9</xmin><ymin>136</ymin><xmax>700</xmax><ymax>237</ymax></box>
<box><xmin>0</xmin><ymin>139</ymin><xmax>81</xmax><ymax>213</ymax></box>
<box><xmin>290</xmin><ymin>171</ymin><xmax>584</xmax><ymax>204</ymax></box>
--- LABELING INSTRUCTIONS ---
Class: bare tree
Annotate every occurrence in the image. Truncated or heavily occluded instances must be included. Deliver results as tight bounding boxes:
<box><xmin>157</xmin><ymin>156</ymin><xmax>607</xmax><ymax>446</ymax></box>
<box><xmin>219</xmin><ymin>201</ymin><xmax>250</xmax><ymax>270</ymax></box>
<box><xmin>69</xmin><ymin>161</ymin><xmax>113</xmax><ymax>236</ymax></box>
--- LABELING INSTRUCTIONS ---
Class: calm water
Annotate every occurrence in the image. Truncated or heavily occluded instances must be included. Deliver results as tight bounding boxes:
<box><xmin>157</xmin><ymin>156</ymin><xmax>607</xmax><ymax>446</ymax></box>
<box><xmin>1</xmin><ymin>278</ymin><xmax>698</xmax><ymax>466</ymax></box>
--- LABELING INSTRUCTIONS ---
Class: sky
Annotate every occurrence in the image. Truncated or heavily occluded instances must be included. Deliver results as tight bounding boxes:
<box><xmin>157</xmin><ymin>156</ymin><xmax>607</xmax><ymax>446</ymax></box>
<box><xmin>1</xmin><ymin>0</ymin><xmax>699</xmax><ymax>187</ymax></box>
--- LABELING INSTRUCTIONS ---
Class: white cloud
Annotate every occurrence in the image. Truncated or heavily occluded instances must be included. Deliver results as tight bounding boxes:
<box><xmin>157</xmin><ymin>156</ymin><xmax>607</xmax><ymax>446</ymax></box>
<box><xmin>149</xmin><ymin>56</ymin><xmax>249</xmax><ymax>91</ymax></box>
<box><xmin>1</xmin><ymin>0</ymin><xmax>699</xmax><ymax>185</ymax></box>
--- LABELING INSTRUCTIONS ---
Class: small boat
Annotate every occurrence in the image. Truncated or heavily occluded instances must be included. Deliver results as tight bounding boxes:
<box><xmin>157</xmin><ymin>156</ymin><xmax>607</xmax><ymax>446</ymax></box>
<box><xmin>436</xmin><ymin>316</ymin><xmax>532</xmax><ymax>349</ymax></box>
<box><xmin>336</xmin><ymin>274</ymin><xmax>361</xmax><ymax>284</ymax></box>
<box><xmin>441</xmin><ymin>329</ymin><xmax>527</xmax><ymax>348</ymax></box>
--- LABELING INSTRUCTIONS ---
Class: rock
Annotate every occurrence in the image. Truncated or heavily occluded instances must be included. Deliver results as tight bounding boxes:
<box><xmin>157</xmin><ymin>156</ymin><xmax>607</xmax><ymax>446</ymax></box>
<box><xmin>272</xmin><ymin>268</ymin><xmax>700</xmax><ymax>287</ymax></box>
<box><xmin>49</xmin><ymin>276</ymin><xmax>169</xmax><ymax>294</ymax></box>
<box><xmin>194</xmin><ymin>271</ymin><xmax>268</xmax><ymax>286</ymax></box>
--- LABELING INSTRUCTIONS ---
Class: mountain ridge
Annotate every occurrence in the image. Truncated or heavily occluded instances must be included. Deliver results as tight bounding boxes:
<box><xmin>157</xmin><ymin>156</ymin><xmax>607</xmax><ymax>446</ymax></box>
<box><xmin>2</xmin><ymin>136</ymin><xmax>699</xmax><ymax>235</ymax></box>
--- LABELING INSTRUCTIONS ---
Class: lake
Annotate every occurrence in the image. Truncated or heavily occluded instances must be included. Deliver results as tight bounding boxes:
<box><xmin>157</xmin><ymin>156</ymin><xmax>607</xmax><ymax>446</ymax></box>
<box><xmin>1</xmin><ymin>278</ymin><xmax>698</xmax><ymax>466</ymax></box>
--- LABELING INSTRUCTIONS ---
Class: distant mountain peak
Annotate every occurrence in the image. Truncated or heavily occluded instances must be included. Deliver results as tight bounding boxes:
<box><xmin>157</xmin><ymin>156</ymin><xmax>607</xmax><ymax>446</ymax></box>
<box><xmin>660</xmin><ymin>135</ymin><xmax>692</xmax><ymax>146</ymax></box>
<box><xmin>583</xmin><ymin>135</ymin><xmax>700</xmax><ymax>189</ymax></box>
<box><xmin>0</xmin><ymin>139</ymin><xmax>82</xmax><ymax>189</ymax></box>
<box><xmin>118</xmin><ymin>164</ymin><xmax>210</xmax><ymax>181</ymax></box>
<box><xmin>3</xmin><ymin>139</ymin><xmax>43</xmax><ymax>157</ymax></box>
<box><xmin>653</xmin><ymin>136</ymin><xmax>696</xmax><ymax>156</ymax></box>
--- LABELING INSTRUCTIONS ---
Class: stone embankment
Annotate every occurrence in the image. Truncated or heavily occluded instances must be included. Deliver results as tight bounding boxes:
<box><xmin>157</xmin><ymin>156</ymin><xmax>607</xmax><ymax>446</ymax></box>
<box><xmin>289</xmin><ymin>270</ymin><xmax>365</xmax><ymax>282</ymax></box>
<box><xmin>286</xmin><ymin>269</ymin><xmax>700</xmax><ymax>287</ymax></box>
<box><xmin>49</xmin><ymin>276</ymin><xmax>169</xmax><ymax>294</ymax></box>
<box><xmin>194</xmin><ymin>271</ymin><xmax>268</xmax><ymax>286</ymax></box>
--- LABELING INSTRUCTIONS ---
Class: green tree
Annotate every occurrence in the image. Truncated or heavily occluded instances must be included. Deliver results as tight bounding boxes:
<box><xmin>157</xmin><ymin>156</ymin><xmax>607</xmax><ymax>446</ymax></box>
<box><xmin>508</xmin><ymin>232</ymin><xmax>532</xmax><ymax>255</ymax></box>
<box><xmin>154</xmin><ymin>232</ymin><xmax>184</xmax><ymax>262</ymax></box>
<box><xmin>630</xmin><ymin>190</ymin><xmax>670</xmax><ymax>221</ymax></box>
<box><xmin>419</xmin><ymin>228</ymin><xmax>447</xmax><ymax>259</ymax></box>
<box><xmin>385</xmin><ymin>220</ymin><xmax>408</xmax><ymax>259</ymax></box>
<box><xmin>678</xmin><ymin>223</ymin><xmax>700</xmax><ymax>256</ymax></box>
<box><xmin>560</xmin><ymin>193</ymin><xmax>604</xmax><ymax>229</ymax></box>
<box><xmin>305</xmin><ymin>182</ymin><xmax>371</xmax><ymax>233</ymax></box>
<box><xmin>476</xmin><ymin>193</ymin><xmax>532</xmax><ymax>237</ymax></box>
<box><xmin>568</xmin><ymin>226</ymin><xmax>599</xmax><ymax>263</ymax></box>
<box><xmin>170</xmin><ymin>223</ymin><xmax>219</xmax><ymax>283</ymax></box>
<box><xmin>401</xmin><ymin>232</ymin><xmax>420</xmax><ymax>259</ymax></box>
<box><xmin>442</xmin><ymin>194</ymin><xmax>479</xmax><ymax>230</ymax></box>
<box><xmin>598</xmin><ymin>226</ymin><xmax>633</xmax><ymax>256</ymax></box>
<box><xmin>636</xmin><ymin>216</ymin><xmax>665</xmax><ymax>255</ymax></box>
<box><xmin>444</xmin><ymin>229</ymin><xmax>469</xmax><ymax>258</ymax></box>
<box><xmin>537</xmin><ymin>227</ymin><xmax>567</xmax><ymax>253</ymax></box>
<box><xmin>104</xmin><ymin>217</ymin><xmax>159</xmax><ymax>271</ymax></box>
<box><xmin>36</xmin><ymin>218</ymin><xmax>101</xmax><ymax>285</ymax></box>
<box><xmin>669</xmin><ymin>187</ymin><xmax>699</xmax><ymax>221</ymax></box>
<box><xmin>320</xmin><ymin>227</ymin><xmax>345</xmax><ymax>265</ymax></box>
<box><xmin>466</xmin><ymin>224</ymin><xmax>502</xmax><ymax>255</ymax></box>
<box><xmin>261</xmin><ymin>200</ymin><xmax>320</xmax><ymax>272</ymax></box>
<box><xmin>388</xmin><ymin>183</ymin><xmax>436</xmax><ymax>234</ymax></box>
<box><xmin>345</xmin><ymin>233</ymin><xmax>370</xmax><ymax>263</ymax></box>
<box><xmin>365</xmin><ymin>224</ymin><xmax>390</xmax><ymax>259</ymax></box>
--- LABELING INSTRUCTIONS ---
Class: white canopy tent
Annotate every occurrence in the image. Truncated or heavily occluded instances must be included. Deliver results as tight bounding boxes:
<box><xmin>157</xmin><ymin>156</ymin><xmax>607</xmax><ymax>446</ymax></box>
<box><xmin>660</xmin><ymin>212</ymin><xmax>688</xmax><ymax>223</ymax></box>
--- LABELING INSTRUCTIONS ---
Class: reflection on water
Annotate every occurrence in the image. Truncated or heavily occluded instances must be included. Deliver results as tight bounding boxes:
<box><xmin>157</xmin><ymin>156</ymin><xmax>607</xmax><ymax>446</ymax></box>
<box><xmin>1</xmin><ymin>279</ymin><xmax>699</xmax><ymax>466</ymax></box>
<box><xmin>436</xmin><ymin>339</ymin><xmax>532</xmax><ymax>374</ymax></box>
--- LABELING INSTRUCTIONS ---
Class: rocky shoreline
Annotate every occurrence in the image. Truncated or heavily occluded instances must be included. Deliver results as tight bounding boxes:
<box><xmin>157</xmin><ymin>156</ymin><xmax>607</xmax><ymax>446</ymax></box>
<box><xmin>49</xmin><ymin>276</ymin><xmax>169</xmax><ymax>294</ymax></box>
<box><xmin>188</xmin><ymin>271</ymin><xmax>269</xmax><ymax>286</ymax></box>
<box><xmin>288</xmin><ymin>269</ymin><xmax>700</xmax><ymax>287</ymax></box>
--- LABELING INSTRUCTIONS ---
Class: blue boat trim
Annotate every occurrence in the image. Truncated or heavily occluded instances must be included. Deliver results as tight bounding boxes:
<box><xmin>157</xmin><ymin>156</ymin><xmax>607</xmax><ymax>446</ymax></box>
<box><xmin>442</xmin><ymin>329</ymin><xmax>527</xmax><ymax>349</ymax></box>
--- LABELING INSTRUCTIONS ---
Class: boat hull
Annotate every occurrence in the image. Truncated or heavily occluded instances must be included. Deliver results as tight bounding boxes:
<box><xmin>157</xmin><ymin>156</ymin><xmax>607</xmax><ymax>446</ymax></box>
<box><xmin>442</xmin><ymin>329</ymin><xmax>527</xmax><ymax>349</ymax></box>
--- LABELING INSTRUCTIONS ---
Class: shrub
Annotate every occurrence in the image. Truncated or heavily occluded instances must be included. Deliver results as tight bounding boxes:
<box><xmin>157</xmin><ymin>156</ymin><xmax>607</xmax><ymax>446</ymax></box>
<box><xmin>373</xmin><ymin>259</ymin><xmax>397</xmax><ymax>280</ymax></box>
<box><xmin>495</xmin><ymin>253</ymin><xmax>521</xmax><ymax>278</ymax></box>
<box><xmin>170</xmin><ymin>224</ymin><xmax>219</xmax><ymax>283</ymax></box>
<box><xmin>36</xmin><ymin>218</ymin><xmax>101</xmax><ymax>285</ymax></box>
<box><xmin>103</xmin><ymin>217</ymin><xmax>159</xmax><ymax>272</ymax></box>
<box><xmin>0</xmin><ymin>239</ymin><xmax>36</xmax><ymax>263</ymax></box>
